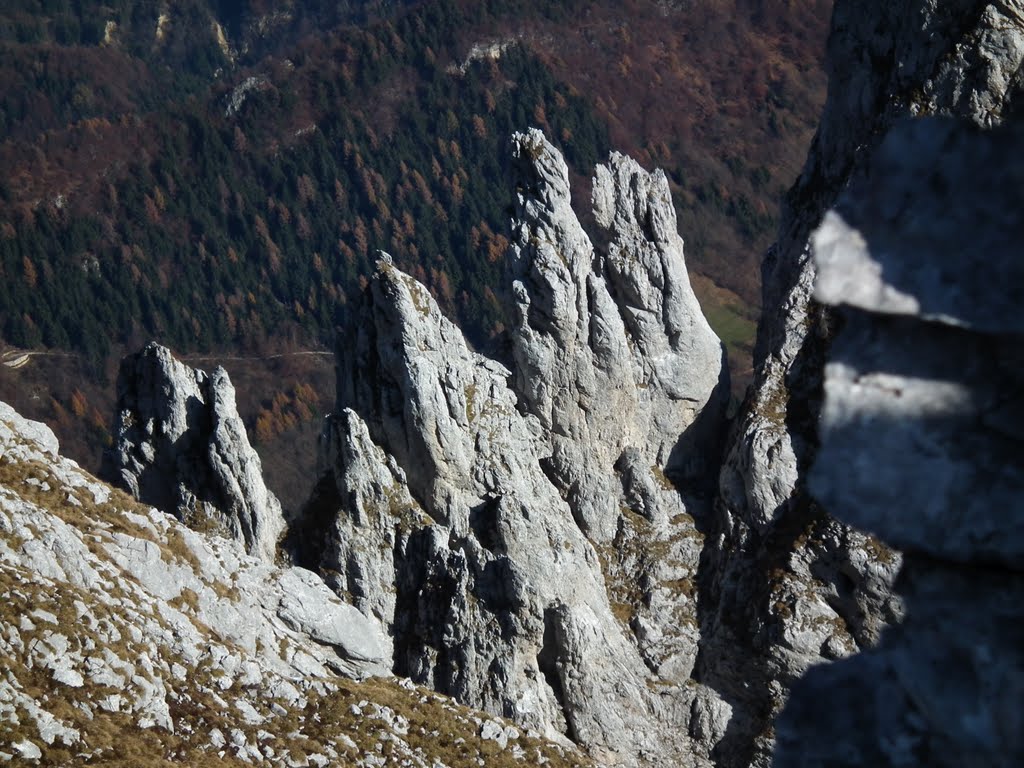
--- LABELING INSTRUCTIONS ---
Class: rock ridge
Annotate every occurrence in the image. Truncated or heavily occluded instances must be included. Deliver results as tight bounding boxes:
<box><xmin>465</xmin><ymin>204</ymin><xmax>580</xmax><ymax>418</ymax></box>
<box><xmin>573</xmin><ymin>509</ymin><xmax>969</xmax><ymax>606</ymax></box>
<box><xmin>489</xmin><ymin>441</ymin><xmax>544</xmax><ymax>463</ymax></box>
<box><xmin>301</xmin><ymin>130</ymin><xmax>730</xmax><ymax>766</ymax></box>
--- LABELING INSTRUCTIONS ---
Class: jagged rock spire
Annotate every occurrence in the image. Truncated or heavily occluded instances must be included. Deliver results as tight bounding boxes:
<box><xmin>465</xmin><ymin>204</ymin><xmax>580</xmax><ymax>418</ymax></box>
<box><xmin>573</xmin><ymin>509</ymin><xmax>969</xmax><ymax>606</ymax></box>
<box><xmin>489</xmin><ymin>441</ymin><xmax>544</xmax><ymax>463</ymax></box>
<box><xmin>305</xmin><ymin>131</ymin><xmax>731</xmax><ymax>766</ymax></box>
<box><xmin>508</xmin><ymin>128</ymin><xmax>727</xmax><ymax>539</ymax></box>
<box><xmin>104</xmin><ymin>342</ymin><xmax>285</xmax><ymax>563</ymax></box>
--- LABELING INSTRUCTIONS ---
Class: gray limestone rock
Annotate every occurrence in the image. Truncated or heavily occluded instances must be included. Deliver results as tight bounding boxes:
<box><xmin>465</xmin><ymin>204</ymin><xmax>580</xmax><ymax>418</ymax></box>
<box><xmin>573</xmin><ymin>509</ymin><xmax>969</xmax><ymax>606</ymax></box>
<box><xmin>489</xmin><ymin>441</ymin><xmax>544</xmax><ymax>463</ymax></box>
<box><xmin>777</xmin><ymin>561</ymin><xmax>1024</xmax><ymax>768</ymax></box>
<box><xmin>0</xmin><ymin>397</ymin><xmax>391</xmax><ymax>751</ymax></box>
<box><xmin>593</xmin><ymin>149</ymin><xmax>723</xmax><ymax>409</ymax></box>
<box><xmin>104</xmin><ymin>342</ymin><xmax>285</xmax><ymax>562</ymax></box>
<box><xmin>318</xmin><ymin>253</ymin><xmax>711</xmax><ymax>766</ymax></box>
<box><xmin>275</xmin><ymin>566</ymin><xmax>389</xmax><ymax>674</ymax></box>
<box><xmin>254</xmin><ymin>128</ymin><xmax>724</xmax><ymax>767</ymax></box>
<box><xmin>812</xmin><ymin>118</ymin><xmax>1024</xmax><ymax>335</ymax></box>
<box><xmin>773</xmin><ymin>81</ymin><xmax>1024</xmax><ymax>768</ymax></box>
<box><xmin>696</xmin><ymin>1</ymin><xmax>1024</xmax><ymax>764</ymax></box>
<box><xmin>1</xmin><ymin>397</ymin><xmax>583</xmax><ymax>766</ymax></box>
<box><xmin>508</xmin><ymin>129</ymin><xmax>726</xmax><ymax>540</ymax></box>
<box><xmin>306</xmin><ymin>126</ymin><xmax>728</xmax><ymax>765</ymax></box>
<box><xmin>505</xmin><ymin>130</ymin><xmax>726</xmax><ymax>692</ymax></box>
<box><xmin>0</xmin><ymin>401</ymin><xmax>59</xmax><ymax>459</ymax></box>
<box><xmin>811</xmin><ymin>311</ymin><xmax>1024</xmax><ymax>566</ymax></box>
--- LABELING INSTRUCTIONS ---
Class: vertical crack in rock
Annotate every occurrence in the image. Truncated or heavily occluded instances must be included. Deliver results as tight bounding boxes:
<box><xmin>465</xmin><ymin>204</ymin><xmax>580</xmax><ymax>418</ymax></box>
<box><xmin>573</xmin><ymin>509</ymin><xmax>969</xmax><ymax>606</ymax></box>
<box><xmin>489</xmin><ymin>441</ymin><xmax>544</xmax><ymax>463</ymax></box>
<box><xmin>103</xmin><ymin>342</ymin><xmax>285</xmax><ymax>563</ymax></box>
<box><xmin>537</xmin><ymin>605</ymin><xmax>572</xmax><ymax>740</ymax></box>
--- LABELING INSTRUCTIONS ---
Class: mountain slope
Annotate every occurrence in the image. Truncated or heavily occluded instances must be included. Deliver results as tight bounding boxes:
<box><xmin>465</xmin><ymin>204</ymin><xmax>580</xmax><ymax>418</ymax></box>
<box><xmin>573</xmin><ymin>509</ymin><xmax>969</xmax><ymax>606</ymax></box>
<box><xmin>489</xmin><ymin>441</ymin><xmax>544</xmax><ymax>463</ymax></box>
<box><xmin>0</xmin><ymin>399</ymin><xmax>591</xmax><ymax>766</ymax></box>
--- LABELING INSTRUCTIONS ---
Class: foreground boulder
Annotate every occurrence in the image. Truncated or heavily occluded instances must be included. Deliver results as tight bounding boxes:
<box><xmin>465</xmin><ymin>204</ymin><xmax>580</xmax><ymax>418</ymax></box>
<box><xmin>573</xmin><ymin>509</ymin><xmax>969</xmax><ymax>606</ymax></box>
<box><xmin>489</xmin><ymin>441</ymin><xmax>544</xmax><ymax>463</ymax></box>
<box><xmin>774</xmin><ymin>115</ymin><xmax>1024</xmax><ymax>768</ymax></box>
<box><xmin>104</xmin><ymin>342</ymin><xmax>285</xmax><ymax>562</ymax></box>
<box><xmin>699</xmin><ymin>3</ymin><xmax>1024</xmax><ymax>765</ymax></box>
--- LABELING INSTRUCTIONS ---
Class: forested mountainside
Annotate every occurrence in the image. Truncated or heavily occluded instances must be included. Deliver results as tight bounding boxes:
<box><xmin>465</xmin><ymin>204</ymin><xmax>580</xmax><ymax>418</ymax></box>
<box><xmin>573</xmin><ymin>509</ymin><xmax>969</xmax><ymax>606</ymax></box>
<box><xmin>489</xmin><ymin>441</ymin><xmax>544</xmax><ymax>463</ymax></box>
<box><xmin>0</xmin><ymin>0</ymin><xmax>831</xmax><ymax>507</ymax></box>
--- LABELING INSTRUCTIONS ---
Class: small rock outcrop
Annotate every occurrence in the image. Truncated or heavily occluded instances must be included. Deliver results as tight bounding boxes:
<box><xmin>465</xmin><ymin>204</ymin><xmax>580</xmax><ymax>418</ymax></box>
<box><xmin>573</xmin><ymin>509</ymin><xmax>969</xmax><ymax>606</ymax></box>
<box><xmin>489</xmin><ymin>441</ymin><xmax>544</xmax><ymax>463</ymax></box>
<box><xmin>104</xmin><ymin>342</ymin><xmax>285</xmax><ymax>563</ymax></box>
<box><xmin>774</xmin><ymin>114</ymin><xmax>1024</xmax><ymax>767</ymax></box>
<box><xmin>0</xmin><ymin>399</ymin><xmax>587</xmax><ymax>766</ymax></box>
<box><xmin>300</xmin><ymin>131</ymin><xmax>729</xmax><ymax>766</ymax></box>
<box><xmin>698</xmin><ymin>2</ymin><xmax>1024</xmax><ymax>766</ymax></box>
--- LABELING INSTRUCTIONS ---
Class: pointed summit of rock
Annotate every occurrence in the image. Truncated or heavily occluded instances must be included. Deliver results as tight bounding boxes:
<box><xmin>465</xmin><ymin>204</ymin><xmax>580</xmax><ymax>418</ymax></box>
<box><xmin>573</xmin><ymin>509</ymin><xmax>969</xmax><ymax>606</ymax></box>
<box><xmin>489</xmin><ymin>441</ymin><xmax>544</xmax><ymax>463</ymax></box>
<box><xmin>104</xmin><ymin>342</ymin><xmax>285</xmax><ymax>562</ymax></box>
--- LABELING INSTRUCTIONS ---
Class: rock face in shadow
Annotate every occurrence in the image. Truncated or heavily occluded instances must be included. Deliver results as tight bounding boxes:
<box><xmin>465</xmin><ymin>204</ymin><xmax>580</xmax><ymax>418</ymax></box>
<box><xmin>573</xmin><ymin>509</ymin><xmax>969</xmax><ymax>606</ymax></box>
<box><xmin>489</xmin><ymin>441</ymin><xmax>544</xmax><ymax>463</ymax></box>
<box><xmin>104</xmin><ymin>342</ymin><xmax>285</xmax><ymax>563</ymax></box>
<box><xmin>299</xmin><ymin>132</ymin><xmax>729</xmax><ymax>766</ymax></box>
<box><xmin>775</xmin><ymin>115</ymin><xmax>1024</xmax><ymax>768</ymax></box>
<box><xmin>809</xmin><ymin>117</ymin><xmax>1024</xmax><ymax>563</ymax></box>
<box><xmin>697</xmin><ymin>2</ymin><xmax>1024</xmax><ymax>766</ymax></box>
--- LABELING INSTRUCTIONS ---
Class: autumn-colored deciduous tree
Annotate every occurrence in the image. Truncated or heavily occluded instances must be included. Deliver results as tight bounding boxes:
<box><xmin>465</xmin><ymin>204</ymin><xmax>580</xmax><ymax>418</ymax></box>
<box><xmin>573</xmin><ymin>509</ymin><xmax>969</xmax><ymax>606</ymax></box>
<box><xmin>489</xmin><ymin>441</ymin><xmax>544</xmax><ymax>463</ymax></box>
<box><xmin>486</xmin><ymin>233</ymin><xmax>508</xmax><ymax>264</ymax></box>
<box><xmin>472</xmin><ymin>115</ymin><xmax>487</xmax><ymax>138</ymax></box>
<box><xmin>143</xmin><ymin>194</ymin><xmax>160</xmax><ymax>223</ymax></box>
<box><xmin>254</xmin><ymin>411</ymin><xmax>274</xmax><ymax>443</ymax></box>
<box><xmin>353</xmin><ymin>217</ymin><xmax>369</xmax><ymax>256</ymax></box>
<box><xmin>297</xmin><ymin>212</ymin><xmax>312</xmax><ymax>240</ymax></box>
<box><xmin>296</xmin><ymin>174</ymin><xmax>317</xmax><ymax>205</ymax></box>
<box><xmin>333</xmin><ymin>178</ymin><xmax>348</xmax><ymax>211</ymax></box>
<box><xmin>69</xmin><ymin>389</ymin><xmax>88</xmax><ymax>418</ymax></box>
<box><xmin>22</xmin><ymin>256</ymin><xmax>37</xmax><ymax>288</ymax></box>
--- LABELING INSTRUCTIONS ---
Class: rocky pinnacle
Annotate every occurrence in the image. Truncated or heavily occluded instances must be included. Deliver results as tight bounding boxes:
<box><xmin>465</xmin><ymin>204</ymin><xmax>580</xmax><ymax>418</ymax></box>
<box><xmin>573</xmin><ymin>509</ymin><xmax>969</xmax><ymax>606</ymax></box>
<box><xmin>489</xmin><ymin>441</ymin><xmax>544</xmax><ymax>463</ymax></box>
<box><xmin>104</xmin><ymin>342</ymin><xmax>285</xmax><ymax>563</ymax></box>
<box><xmin>302</xmin><ymin>132</ymin><xmax>730</xmax><ymax>766</ymax></box>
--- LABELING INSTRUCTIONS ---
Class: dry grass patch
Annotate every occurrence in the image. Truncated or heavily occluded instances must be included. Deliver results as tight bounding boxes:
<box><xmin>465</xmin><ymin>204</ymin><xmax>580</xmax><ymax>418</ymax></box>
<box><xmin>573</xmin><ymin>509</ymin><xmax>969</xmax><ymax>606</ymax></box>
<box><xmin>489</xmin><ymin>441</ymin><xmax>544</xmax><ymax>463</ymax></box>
<box><xmin>276</xmin><ymin>676</ymin><xmax>595</xmax><ymax>768</ymax></box>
